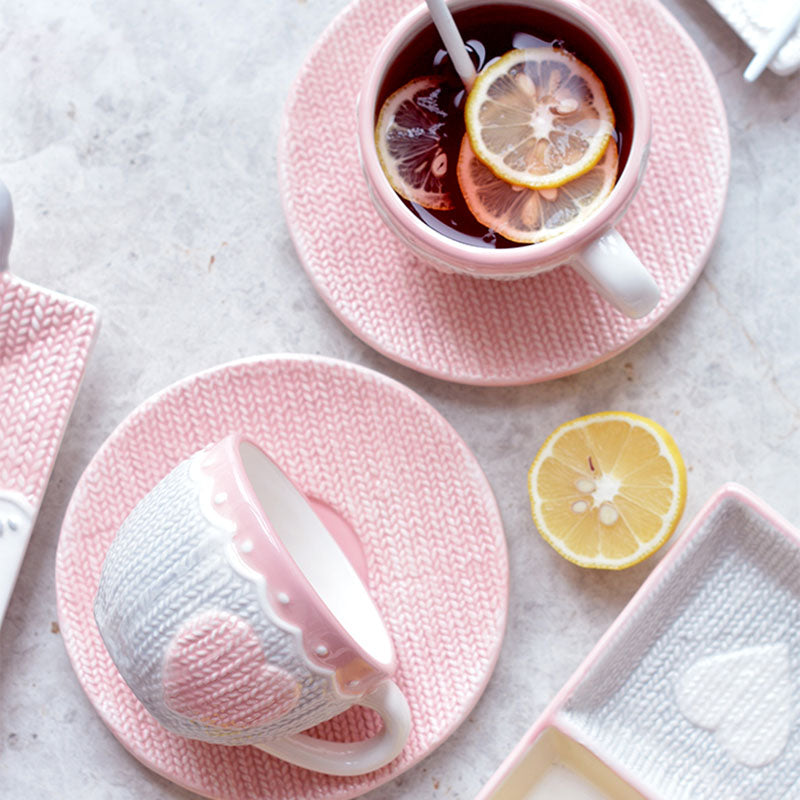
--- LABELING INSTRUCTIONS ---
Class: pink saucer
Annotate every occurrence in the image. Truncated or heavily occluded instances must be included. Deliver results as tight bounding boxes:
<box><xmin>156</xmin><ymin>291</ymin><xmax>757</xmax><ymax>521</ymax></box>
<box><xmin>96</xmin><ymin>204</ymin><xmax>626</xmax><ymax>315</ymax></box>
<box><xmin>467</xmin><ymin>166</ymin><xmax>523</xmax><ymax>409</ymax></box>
<box><xmin>55</xmin><ymin>355</ymin><xmax>508</xmax><ymax>800</ymax></box>
<box><xmin>279</xmin><ymin>0</ymin><xmax>730</xmax><ymax>385</ymax></box>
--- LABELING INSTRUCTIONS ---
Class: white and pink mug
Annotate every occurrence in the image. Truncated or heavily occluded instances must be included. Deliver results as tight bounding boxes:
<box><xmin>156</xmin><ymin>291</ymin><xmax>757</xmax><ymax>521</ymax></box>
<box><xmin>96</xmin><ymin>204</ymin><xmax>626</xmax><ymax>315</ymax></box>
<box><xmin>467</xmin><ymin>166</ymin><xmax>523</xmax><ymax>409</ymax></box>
<box><xmin>357</xmin><ymin>0</ymin><xmax>660</xmax><ymax>318</ymax></box>
<box><xmin>94</xmin><ymin>434</ymin><xmax>411</xmax><ymax>776</ymax></box>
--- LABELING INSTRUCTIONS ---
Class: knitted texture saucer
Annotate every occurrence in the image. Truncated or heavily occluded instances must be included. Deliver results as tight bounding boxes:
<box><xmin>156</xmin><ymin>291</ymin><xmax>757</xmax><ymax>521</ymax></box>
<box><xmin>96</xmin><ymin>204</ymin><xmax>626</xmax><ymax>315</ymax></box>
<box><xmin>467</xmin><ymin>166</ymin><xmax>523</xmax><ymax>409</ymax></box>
<box><xmin>55</xmin><ymin>355</ymin><xmax>508</xmax><ymax>800</ymax></box>
<box><xmin>279</xmin><ymin>0</ymin><xmax>730</xmax><ymax>385</ymax></box>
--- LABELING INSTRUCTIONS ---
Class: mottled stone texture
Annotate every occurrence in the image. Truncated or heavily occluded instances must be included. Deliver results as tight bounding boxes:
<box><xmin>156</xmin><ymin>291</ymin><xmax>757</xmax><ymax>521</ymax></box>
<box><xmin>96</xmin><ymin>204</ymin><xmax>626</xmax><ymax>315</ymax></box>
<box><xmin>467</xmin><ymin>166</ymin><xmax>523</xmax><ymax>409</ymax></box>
<box><xmin>1</xmin><ymin>0</ymin><xmax>799</xmax><ymax>798</ymax></box>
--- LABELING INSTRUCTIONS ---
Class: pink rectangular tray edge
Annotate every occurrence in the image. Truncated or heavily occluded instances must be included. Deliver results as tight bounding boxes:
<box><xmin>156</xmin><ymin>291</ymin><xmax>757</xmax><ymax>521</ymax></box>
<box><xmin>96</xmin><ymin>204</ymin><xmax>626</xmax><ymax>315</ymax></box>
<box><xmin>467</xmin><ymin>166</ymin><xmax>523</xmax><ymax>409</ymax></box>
<box><xmin>475</xmin><ymin>482</ymin><xmax>797</xmax><ymax>799</ymax></box>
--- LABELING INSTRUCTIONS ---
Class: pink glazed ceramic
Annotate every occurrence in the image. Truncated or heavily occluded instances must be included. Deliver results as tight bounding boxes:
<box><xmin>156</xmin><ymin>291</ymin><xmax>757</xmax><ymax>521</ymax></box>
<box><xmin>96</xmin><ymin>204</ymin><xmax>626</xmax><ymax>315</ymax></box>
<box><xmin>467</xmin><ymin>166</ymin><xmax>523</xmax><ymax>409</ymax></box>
<box><xmin>58</xmin><ymin>354</ymin><xmax>508</xmax><ymax>799</ymax></box>
<box><xmin>94</xmin><ymin>434</ymin><xmax>411</xmax><ymax>776</ymax></box>
<box><xmin>356</xmin><ymin>0</ymin><xmax>660</xmax><ymax>318</ymax></box>
<box><xmin>0</xmin><ymin>179</ymin><xmax>99</xmax><ymax>629</ymax></box>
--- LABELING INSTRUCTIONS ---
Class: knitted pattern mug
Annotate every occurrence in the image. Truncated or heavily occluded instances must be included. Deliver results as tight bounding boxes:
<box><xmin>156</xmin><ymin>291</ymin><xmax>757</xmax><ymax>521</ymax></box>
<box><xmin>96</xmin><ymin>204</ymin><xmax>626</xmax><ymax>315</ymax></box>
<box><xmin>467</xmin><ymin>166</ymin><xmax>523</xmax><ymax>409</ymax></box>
<box><xmin>94</xmin><ymin>434</ymin><xmax>411</xmax><ymax>776</ymax></box>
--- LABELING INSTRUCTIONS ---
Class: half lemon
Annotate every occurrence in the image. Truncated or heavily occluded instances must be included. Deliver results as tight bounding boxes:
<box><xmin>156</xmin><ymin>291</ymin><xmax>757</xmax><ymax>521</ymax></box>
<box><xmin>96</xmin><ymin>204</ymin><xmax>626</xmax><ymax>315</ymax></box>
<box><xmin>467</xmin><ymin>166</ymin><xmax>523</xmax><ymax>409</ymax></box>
<box><xmin>528</xmin><ymin>412</ymin><xmax>687</xmax><ymax>569</ymax></box>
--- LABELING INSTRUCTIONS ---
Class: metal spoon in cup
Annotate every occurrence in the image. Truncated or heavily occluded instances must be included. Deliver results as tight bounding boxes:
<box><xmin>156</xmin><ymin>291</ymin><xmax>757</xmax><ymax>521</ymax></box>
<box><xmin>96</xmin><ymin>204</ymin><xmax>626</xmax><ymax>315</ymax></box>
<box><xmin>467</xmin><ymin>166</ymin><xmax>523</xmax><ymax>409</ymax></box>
<box><xmin>424</xmin><ymin>0</ymin><xmax>477</xmax><ymax>89</ymax></box>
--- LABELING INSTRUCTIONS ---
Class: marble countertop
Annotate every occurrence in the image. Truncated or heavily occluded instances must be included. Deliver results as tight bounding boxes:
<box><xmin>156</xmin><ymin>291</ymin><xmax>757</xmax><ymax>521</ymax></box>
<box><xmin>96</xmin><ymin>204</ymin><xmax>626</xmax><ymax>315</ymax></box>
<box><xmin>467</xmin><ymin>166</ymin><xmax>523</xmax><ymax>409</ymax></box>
<box><xmin>1</xmin><ymin>0</ymin><xmax>799</xmax><ymax>797</ymax></box>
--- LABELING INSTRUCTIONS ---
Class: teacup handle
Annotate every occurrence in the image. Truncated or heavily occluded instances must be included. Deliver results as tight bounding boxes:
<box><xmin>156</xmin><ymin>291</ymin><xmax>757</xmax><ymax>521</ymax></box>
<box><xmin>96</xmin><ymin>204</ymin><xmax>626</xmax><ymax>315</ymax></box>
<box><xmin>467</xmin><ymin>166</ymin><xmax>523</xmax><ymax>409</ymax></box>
<box><xmin>254</xmin><ymin>679</ymin><xmax>411</xmax><ymax>776</ymax></box>
<box><xmin>570</xmin><ymin>229</ymin><xmax>660</xmax><ymax>319</ymax></box>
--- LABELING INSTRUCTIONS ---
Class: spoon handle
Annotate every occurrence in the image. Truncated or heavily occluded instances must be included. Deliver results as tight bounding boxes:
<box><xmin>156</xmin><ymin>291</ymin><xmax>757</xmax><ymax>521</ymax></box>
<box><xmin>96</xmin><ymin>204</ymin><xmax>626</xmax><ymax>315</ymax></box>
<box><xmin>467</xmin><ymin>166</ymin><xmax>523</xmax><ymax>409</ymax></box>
<box><xmin>743</xmin><ymin>1</ymin><xmax>800</xmax><ymax>82</ymax></box>
<box><xmin>425</xmin><ymin>0</ymin><xmax>477</xmax><ymax>89</ymax></box>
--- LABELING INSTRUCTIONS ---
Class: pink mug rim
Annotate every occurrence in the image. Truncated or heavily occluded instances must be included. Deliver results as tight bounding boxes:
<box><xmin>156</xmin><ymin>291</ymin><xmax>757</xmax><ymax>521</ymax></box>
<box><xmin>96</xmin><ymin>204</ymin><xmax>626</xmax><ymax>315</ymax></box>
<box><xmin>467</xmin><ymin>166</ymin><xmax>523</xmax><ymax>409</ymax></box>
<box><xmin>210</xmin><ymin>433</ymin><xmax>397</xmax><ymax>690</ymax></box>
<box><xmin>357</xmin><ymin>0</ymin><xmax>652</xmax><ymax>274</ymax></box>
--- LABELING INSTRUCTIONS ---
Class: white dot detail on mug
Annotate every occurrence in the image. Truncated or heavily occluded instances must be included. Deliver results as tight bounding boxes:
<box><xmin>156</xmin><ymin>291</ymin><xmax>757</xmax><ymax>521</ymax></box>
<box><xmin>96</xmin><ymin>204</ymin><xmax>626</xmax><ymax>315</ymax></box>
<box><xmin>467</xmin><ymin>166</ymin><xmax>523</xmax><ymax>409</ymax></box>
<box><xmin>277</xmin><ymin>592</ymin><xmax>290</xmax><ymax>605</ymax></box>
<box><xmin>214</xmin><ymin>492</ymin><xmax>228</xmax><ymax>504</ymax></box>
<box><xmin>240</xmin><ymin>539</ymin><xmax>254</xmax><ymax>553</ymax></box>
<box><xmin>315</xmin><ymin>645</ymin><xmax>329</xmax><ymax>657</ymax></box>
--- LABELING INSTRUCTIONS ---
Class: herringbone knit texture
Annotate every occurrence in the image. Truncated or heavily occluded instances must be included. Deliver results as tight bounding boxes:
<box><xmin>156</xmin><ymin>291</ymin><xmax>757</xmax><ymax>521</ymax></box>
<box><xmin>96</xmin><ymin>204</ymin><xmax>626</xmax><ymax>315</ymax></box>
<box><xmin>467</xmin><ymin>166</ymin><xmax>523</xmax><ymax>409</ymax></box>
<box><xmin>278</xmin><ymin>0</ymin><xmax>730</xmax><ymax>385</ymax></box>
<box><xmin>0</xmin><ymin>271</ymin><xmax>98</xmax><ymax>507</ymax></box>
<box><xmin>94</xmin><ymin>457</ymin><xmax>350</xmax><ymax>746</ymax></box>
<box><xmin>56</xmin><ymin>355</ymin><xmax>508</xmax><ymax>799</ymax></box>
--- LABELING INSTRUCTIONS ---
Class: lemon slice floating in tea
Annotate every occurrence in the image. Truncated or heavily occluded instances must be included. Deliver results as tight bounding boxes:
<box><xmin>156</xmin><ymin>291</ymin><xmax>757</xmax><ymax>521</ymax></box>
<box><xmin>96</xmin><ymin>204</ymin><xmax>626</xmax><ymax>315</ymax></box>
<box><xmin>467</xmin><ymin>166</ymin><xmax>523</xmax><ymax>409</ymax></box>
<box><xmin>528</xmin><ymin>412</ymin><xmax>687</xmax><ymax>570</ymax></box>
<box><xmin>457</xmin><ymin>134</ymin><xmax>617</xmax><ymax>243</ymax></box>
<box><xmin>375</xmin><ymin>75</ymin><xmax>456</xmax><ymax>211</ymax></box>
<box><xmin>465</xmin><ymin>46</ymin><xmax>615</xmax><ymax>190</ymax></box>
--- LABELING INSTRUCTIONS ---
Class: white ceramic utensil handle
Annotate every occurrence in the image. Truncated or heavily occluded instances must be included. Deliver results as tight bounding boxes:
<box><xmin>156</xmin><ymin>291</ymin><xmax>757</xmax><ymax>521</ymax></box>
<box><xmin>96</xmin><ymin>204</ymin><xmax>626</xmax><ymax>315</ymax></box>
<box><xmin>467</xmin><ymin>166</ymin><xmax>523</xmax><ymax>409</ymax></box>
<box><xmin>571</xmin><ymin>229</ymin><xmax>660</xmax><ymax>319</ymax></box>
<box><xmin>255</xmin><ymin>680</ymin><xmax>411</xmax><ymax>775</ymax></box>
<box><xmin>0</xmin><ymin>491</ymin><xmax>36</xmax><ymax>628</ymax></box>
<box><xmin>0</xmin><ymin>179</ymin><xmax>13</xmax><ymax>272</ymax></box>
<box><xmin>0</xmin><ymin>185</ymin><xmax>30</xmax><ymax>630</ymax></box>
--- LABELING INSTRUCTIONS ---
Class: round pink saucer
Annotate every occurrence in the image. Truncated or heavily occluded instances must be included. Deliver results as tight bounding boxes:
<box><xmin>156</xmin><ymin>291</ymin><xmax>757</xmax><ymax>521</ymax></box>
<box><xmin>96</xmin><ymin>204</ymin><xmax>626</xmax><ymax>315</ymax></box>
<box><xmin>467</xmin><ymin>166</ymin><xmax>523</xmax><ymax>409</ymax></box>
<box><xmin>279</xmin><ymin>0</ymin><xmax>729</xmax><ymax>385</ymax></box>
<box><xmin>55</xmin><ymin>355</ymin><xmax>508</xmax><ymax>800</ymax></box>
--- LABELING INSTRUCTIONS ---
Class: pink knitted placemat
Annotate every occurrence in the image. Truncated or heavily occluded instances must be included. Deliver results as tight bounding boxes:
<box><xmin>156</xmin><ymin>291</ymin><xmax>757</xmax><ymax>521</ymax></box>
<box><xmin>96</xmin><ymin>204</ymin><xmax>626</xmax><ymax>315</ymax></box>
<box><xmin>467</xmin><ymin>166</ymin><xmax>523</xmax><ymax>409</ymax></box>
<box><xmin>279</xmin><ymin>0</ymin><xmax>730</xmax><ymax>385</ymax></box>
<box><xmin>0</xmin><ymin>271</ymin><xmax>98</xmax><ymax>509</ymax></box>
<box><xmin>55</xmin><ymin>355</ymin><xmax>508</xmax><ymax>800</ymax></box>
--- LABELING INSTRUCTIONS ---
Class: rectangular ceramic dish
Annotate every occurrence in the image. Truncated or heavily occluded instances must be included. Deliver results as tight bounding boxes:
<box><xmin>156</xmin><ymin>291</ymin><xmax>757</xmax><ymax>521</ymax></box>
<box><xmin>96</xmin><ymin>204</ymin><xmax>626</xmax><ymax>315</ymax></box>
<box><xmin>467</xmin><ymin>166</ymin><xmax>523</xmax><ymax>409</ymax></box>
<box><xmin>0</xmin><ymin>179</ymin><xmax>100</xmax><ymax>628</ymax></box>
<box><xmin>705</xmin><ymin>0</ymin><xmax>800</xmax><ymax>76</ymax></box>
<box><xmin>477</xmin><ymin>484</ymin><xmax>800</xmax><ymax>799</ymax></box>
<box><xmin>0</xmin><ymin>270</ymin><xmax>99</xmax><ymax>625</ymax></box>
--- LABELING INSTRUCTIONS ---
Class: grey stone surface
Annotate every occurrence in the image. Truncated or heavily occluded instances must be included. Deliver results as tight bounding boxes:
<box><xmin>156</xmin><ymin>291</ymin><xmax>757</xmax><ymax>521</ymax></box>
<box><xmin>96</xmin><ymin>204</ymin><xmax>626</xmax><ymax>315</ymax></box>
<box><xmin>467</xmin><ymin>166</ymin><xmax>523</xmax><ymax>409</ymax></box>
<box><xmin>0</xmin><ymin>0</ymin><xmax>799</xmax><ymax>797</ymax></box>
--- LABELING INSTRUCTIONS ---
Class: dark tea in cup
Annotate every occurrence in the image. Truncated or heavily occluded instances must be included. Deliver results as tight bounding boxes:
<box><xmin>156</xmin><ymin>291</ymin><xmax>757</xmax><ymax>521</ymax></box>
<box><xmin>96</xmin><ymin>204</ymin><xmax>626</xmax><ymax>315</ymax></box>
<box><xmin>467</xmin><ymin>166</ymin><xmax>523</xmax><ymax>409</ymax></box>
<box><xmin>373</xmin><ymin>3</ymin><xmax>634</xmax><ymax>249</ymax></box>
<box><xmin>358</xmin><ymin>0</ymin><xmax>659</xmax><ymax>318</ymax></box>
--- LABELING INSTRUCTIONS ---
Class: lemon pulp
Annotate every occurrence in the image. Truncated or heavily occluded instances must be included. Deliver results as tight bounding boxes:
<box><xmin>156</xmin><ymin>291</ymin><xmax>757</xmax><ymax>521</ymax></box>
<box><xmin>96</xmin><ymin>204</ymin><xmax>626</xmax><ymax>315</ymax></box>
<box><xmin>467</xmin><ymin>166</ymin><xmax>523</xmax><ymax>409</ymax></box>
<box><xmin>528</xmin><ymin>412</ymin><xmax>687</xmax><ymax>569</ymax></box>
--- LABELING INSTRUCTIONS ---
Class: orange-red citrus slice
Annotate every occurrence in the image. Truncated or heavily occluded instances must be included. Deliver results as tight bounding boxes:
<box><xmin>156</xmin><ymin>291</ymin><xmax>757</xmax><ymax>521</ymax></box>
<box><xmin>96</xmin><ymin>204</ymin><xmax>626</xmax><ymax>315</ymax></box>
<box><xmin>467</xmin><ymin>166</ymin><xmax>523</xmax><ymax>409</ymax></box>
<box><xmin>457</xmin><ymin>134</ymin><xmax>618</xmax><ymax>243</ymax></box>
<box><xmin>465</xmin><ymin>46</ymin><xmax>615</xmax><ymax>190</ymax></box>
<box><xmin>528</xmin><ymin>412</ymin><xmax>687</xmax><ymax>570</ymax></box>
<box><xmin>375</xmin><ymin>76</ymin><xmax>455</xmax><ymax>210</ymax></box>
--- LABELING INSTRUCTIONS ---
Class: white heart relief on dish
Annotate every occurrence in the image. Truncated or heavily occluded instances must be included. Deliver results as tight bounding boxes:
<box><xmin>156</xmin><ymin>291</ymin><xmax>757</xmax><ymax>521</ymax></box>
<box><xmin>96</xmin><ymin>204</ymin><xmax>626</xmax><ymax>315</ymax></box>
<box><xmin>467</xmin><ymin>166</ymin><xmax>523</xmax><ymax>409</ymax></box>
<box><xmin>676</xmin><ymin>643</ymin><xmax>793</xmax><ymax>767</ymax></box>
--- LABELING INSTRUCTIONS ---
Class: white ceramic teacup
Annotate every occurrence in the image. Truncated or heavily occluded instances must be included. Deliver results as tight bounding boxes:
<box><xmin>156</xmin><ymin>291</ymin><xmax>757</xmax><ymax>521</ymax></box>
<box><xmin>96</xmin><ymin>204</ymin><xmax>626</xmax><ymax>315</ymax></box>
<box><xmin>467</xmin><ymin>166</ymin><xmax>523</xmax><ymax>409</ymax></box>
<box><xmin>357</xmin><ymin>0</ymin><xmax>660</xmax><ymax>318</ymax></box>
<box><xmin>94</xmin><ymin>434</ymin><xmax>411</xmax><ymax>776</ymax></box>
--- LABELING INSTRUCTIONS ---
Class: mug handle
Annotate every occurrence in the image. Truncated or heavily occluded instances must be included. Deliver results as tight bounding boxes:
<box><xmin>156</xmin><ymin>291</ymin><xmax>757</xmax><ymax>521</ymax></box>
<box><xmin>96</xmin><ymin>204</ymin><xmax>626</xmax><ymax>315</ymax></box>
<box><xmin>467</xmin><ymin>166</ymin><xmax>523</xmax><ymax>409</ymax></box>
<box><xmin>570</xmin><ymin>228</ymin><xmax>660</xmax><ymax>319</ymax></box>
<box><xmin>254</xmin><ymin>679</ymin><xmax>411</xmax><ymax>776</ymax></box>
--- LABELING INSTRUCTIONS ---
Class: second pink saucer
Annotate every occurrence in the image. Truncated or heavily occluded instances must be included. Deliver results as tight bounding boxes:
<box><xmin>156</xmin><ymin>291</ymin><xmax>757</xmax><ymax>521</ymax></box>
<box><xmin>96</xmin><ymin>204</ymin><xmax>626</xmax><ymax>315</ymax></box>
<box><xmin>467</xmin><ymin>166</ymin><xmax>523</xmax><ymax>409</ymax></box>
<box><xmin>55</xmin><ymin>355</ymin><xmax>508</xmax><ymax>799</ymax></box>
